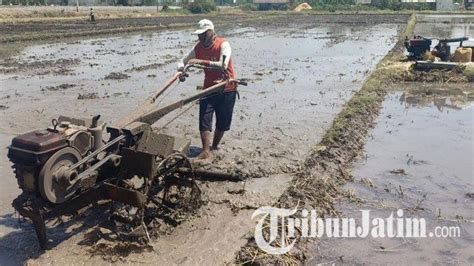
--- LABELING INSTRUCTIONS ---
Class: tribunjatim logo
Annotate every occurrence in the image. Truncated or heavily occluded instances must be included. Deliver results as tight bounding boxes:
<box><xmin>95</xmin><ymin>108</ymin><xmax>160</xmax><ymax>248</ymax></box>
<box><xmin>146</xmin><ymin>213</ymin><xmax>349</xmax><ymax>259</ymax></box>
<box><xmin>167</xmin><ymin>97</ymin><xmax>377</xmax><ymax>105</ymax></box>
<box><xmin>252</xmin><ymin>207</ymin><xmax>461</xmax><ymax>255</ymax></box>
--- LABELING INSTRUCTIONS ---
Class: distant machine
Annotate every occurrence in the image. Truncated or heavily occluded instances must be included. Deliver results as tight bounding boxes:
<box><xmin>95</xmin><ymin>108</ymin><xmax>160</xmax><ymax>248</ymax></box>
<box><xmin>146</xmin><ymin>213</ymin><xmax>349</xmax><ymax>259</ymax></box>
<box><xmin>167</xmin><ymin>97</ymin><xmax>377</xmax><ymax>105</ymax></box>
<box><xmin>405</xmin><ymin>35</ymin><xmax>473</xmax><ymax>62</ymax></box>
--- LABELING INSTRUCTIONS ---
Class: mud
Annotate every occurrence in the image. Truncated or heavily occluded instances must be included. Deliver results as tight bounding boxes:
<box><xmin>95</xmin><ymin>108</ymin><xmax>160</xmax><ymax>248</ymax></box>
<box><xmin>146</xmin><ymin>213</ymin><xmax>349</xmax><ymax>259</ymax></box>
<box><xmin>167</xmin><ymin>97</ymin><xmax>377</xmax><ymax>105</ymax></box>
<box><xmin>309</xmin><ymin>83</ymin><xmax>474</xmax><ymax>264</ymax></box>
<box><xmin>77</xmin><ymin>92</ymin><xmax>99</xmax><ymax>100</ymax></box>
<box><xmin>0</xmin><ymin>13</ymin><xmax>252</xmax><ymax>43</ymax></box>
<box><xmin>0</xmin><ymin>58</ymin><xmax>79</xmax><ymax>76</ymax></box>
<box><xmin>235</xmin><ymin>14</ymin><xmax>416</xmax><ymax>264</ymax></box>
<box><xmin>43</xmin><ymin>83</ymin><xmax>77</xmax><ymax>91</ymax></box>
<box><xmin>236</xmin><ymin>14</ymin><xmax>473</xmax><ymax>264</ymax></box>
<box><xmin>0</xmin><ymin>13</ymin><xmax>408</xmax><ymax>44</ymax></box>
<box><xmin>104</xmin><ymin>72</ymin><xmax>131</xmax><ymax>80</ymax></box>
<box><xmin>0</xmin><ymin>15</ymin><xmax>402</xmax><ymax>264</ymax></box>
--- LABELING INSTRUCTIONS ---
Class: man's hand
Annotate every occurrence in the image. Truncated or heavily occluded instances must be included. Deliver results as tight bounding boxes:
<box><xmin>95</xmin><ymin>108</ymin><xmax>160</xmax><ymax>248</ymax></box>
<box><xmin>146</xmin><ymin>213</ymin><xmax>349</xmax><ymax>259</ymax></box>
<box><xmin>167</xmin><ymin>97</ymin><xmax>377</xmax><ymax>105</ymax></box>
<box><xmin>177</xmin><ymin>62</ymin><xmax>185</xmax><ymax>72</ymax></box>
<box><xmin>188</xmin><ymin>59</ymin><xmax>210</xmax><ymax>66</ymax></box>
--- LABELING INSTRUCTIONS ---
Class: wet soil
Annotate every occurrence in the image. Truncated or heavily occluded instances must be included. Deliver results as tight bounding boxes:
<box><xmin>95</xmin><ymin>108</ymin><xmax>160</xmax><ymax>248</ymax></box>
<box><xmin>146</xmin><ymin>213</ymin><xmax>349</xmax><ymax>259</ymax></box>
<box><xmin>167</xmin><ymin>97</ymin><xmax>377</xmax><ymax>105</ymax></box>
<box><xmin>0</xmin><ymin>58</ymin><xmax>79</xmax><ymax>75</ymax></box>
<box><xmin>307</xmin><ymin>16</ymin><xmax>474</xmax><ymax>266</ymax></box>
<box><xmin>0</xmin><ymin>16</ymin><xmax>401</xmax><ymax>264</ymax></box>
<box><xmin>353</xmin><ymin>84</ymin><xmax>473</xmax><ymax>220</ymax></box>
<box><xmin>236</xmin><ymin>14</ymin><xmax>473</xmax><ymax>264</ymax></box>
<box><xmin>0</xmin><ymin>13</ymin><xmax>408</xmax><ymax>44</ymax></box>
<box><xmin>309</xmin><ymin>84</ymin><xmax>474</xmax><ymax>264</ymax></box>
<box><xmin>104</xmin><ymin>72</ymin><xmax>131</xmax><ymax>80</ymax></box>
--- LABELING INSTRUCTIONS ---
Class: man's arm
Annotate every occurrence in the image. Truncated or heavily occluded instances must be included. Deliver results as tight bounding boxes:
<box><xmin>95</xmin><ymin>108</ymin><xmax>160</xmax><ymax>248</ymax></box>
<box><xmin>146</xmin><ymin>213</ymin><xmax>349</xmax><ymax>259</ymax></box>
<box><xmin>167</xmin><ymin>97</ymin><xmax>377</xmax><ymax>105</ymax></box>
<box><xmin>209</xmin><ymin>41</ymin><xmax>231</xmax><ymax>68</ymax></box>
<box><xmin>186</xmin><ymin>41</ymin><xmax>232</xmax><ymax>69</ymax></box>
<box><xmin>177</xmin><ymin>46</ymin><xmax>196</xmax><ymax>70</ymax></box>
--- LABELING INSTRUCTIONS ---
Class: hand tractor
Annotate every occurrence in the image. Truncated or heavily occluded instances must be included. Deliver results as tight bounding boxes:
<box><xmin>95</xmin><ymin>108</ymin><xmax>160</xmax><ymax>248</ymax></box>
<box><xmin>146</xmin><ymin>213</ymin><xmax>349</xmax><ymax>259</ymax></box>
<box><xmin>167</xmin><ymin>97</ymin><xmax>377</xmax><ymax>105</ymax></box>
<box><xmin>7</xmin><ymin>63</ymin><xmax>247</xmax><ymax>249</ymax></box>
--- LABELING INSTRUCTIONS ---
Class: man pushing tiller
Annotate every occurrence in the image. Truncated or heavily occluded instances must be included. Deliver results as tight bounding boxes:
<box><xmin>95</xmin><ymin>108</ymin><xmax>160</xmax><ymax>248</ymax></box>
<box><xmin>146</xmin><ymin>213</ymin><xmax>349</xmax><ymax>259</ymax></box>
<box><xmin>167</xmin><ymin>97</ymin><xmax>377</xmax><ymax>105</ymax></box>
<box><xmin>178</xmin><ymin>19</ymin><xmax>237</xmax><ymax>160</ymax></box>
<box><xmin>7</xmin><ymin>18</ymin><xmax>248</xmax><ymax>249</ymax></box>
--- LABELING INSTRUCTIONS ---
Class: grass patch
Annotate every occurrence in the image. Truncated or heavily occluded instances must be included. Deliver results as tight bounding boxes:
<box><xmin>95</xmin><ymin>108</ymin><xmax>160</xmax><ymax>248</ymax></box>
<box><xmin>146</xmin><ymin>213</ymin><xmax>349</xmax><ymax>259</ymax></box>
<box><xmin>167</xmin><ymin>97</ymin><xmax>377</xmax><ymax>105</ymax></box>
<box><xmin>185</xmin><ymin>0</ymin><xmax>216</xmax><ymax>14</ymax></box>
<box><xmin>463</xmin><ymin>64</ymin><xmax>474</xmax><ymax>82</ymax></box>
<box><xmin>321</xmin><ymin>81</ymin><xmax>383</xmax><ymax>144</ymax></box>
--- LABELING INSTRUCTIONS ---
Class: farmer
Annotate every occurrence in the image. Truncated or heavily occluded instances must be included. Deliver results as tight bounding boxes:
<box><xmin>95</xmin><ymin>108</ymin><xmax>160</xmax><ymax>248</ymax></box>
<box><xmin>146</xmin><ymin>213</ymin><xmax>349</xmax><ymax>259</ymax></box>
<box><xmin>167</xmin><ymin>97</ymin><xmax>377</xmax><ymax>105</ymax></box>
<box><xmin>178</xmin><ymin>19</ymin><xmax>236</xmax><ymax>160</ymax></box>
<box><xmin>90</xmin><ymin>8</ymin><xmax>95</xmax><ymax>22</ymax></box>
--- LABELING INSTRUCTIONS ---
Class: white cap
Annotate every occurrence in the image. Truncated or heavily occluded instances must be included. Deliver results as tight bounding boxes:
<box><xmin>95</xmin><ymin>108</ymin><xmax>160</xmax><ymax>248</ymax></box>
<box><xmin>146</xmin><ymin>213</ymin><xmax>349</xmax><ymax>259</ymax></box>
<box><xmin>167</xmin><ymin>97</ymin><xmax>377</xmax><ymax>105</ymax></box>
<box><xmin>193</xmin><ymin>19</ymin><xmax>214</xmax><ymax>35</ymax></box>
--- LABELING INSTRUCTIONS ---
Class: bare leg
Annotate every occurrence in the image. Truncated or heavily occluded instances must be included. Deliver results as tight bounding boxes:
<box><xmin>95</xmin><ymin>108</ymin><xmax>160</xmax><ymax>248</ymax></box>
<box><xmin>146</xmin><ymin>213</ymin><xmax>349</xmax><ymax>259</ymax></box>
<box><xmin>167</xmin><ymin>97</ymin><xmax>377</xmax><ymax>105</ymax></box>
<box><xmin>197</xmin><ymin>131</ymin><xmax>212</xmax><ymax>159</ymax></box>
<box><xmin>211</xmin><ymin>130</ymin><xmax>225</xmax><ymax>150</ymax></box>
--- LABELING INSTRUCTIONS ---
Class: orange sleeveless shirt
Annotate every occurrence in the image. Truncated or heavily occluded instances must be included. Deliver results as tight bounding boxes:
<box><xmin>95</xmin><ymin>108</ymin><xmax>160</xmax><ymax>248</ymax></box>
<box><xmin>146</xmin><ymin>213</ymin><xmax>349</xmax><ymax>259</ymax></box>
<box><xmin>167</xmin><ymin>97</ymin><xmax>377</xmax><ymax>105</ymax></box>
<box><xmin>194</xmin><ymin>37</ymin><xmax>236</xmax><ymax>92</ymax></box>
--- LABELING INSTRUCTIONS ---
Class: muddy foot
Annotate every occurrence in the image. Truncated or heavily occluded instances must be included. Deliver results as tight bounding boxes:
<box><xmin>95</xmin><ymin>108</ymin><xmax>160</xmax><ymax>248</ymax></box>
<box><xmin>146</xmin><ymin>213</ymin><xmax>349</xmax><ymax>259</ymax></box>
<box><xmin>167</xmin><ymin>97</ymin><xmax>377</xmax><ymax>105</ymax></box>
<box><xmin>193</xmin><ymin>150</ymin><xmax>212</xmax><ymax>162</ymax></box>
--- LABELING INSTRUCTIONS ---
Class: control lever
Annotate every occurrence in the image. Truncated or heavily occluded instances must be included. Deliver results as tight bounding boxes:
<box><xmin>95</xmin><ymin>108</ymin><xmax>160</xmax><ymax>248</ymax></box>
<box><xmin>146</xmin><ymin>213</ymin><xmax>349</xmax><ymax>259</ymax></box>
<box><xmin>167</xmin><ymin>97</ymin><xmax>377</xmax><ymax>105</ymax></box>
<box><xmin>51</xmin><ymin>119</ymin><xmax>59</xmax><ymax>131</ymax></box>
<box><xmin>91</xmin><ymin>115</ymin><xmax>101</xmax><ymax>128</ymax></box>
<box><xmin>237</xmin><ymin>79</ymin><xmax>248</xmax><ymax>86</ymax></box>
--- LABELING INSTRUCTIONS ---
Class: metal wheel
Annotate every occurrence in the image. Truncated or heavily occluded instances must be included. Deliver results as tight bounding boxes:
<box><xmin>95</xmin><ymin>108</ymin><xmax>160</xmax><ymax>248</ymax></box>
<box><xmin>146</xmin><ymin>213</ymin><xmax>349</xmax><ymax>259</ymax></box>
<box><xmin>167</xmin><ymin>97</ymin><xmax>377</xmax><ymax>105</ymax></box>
<box><xmin>108</xmin><ymin>153</ymin><xmax>202</xmax><ymax>242</ymax></box>
<box><xmin>39</xmin><ymin>147</ymin><xmax>82</xmax><ymax>204</ymax></box>
<box><xmin>159</xmin><ymin>153</ymin><xmax>201</xmax><ymax>212</ymax></box>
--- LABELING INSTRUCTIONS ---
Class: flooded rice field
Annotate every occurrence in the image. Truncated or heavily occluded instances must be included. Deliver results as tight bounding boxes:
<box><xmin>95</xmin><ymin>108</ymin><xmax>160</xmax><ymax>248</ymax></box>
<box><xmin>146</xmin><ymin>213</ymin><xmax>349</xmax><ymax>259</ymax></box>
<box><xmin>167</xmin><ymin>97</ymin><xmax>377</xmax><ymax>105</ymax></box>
<box><xmin>0</xmin><ymin>22</ymin><xmax>399</xmax><ymax>178</ymax></box>
<box><xmin>0</xmin><ymin>20</ymin><xmax>401</xmax><ymax>264</ymax></box>
<box><xmin>354</xmin><ymin>86</ymin><xmax>473</xmax><ymax>219</ymax></box>
<box><xmin>309</xmin><ymin>84</ymin><xmax>473</xmax><ymax>265</ymax></box>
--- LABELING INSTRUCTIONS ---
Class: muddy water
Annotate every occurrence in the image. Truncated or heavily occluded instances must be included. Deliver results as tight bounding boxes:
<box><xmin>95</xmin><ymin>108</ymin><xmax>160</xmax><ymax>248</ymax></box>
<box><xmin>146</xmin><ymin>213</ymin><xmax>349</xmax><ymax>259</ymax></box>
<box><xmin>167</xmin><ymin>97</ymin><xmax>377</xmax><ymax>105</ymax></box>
<box><xmin>354</xmin><ymin>89</ymin><xmax>473</xmax><ymax>219</ymax></box>
<box><xmin>309</xmin><ymin>85</ymin><xmax>474</xmax><ymax>264</ymax></box>
<box><xmin>0</xmin><ymin>22</ymin><xmax>399</xmax><ymax>264</ymax></box>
